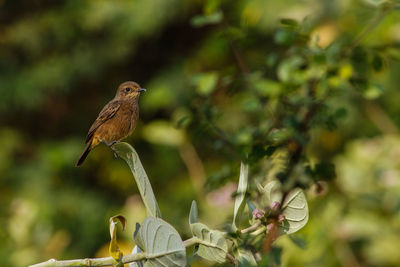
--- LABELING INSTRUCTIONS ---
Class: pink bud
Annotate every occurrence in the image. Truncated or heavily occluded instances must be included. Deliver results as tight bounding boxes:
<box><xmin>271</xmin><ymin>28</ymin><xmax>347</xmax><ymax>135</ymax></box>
<box><xmin>270</xmin><ymin>201</ymin><xmax>281</xmax><ymax>212</ymax></box>
<box><xmin>252</xmin><ymin>209</ymin><xmax>264</xmax><ymax>219</ymax></box>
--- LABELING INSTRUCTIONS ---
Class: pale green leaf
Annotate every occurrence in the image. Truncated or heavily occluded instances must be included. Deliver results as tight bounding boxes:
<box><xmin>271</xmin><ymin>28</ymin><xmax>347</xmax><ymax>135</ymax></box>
<box><xmin>259</xmin><ymin>180</ymin><xmax>283</xmax><ymax>206</ymax></box>
<box><xmin>280</xmin><ymin>188</ymin><xmax>309</xmax><ymax>234</ymax></box>
<box><xmin>135</xmin><ymin>217</ymin><xmax>186</xmax><ymax>267</ymax></box>
<box><xmin>189</xmin><ymin>200</ymin><xmax>198</xmax><ymax>225</ymax></box>
<box><xmin>190</xmin><ymin>222</ymin><xmax>228</xmax><ymax>263</ymax></box>
<box><xmin>129</xmin><ymin>246</ymin><xmax>144</xmax><ymax>267</ymax></box>
<box><xmin>113</xmin><ymin>142</ymin><xmax>162</xmax><ymax>218</ymax></box>
<box><xmin>232</xmin><ymin>162</ymin><xmax>249</xmax><ymax>230</ymax></box>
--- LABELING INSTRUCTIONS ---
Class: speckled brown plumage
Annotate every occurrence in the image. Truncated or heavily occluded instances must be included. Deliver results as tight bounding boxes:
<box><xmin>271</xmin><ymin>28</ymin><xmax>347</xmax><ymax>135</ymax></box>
<box><xmin>76</xmin><ymin>81</ymin><xmax>145</xmax><ymax>167</ymax></box>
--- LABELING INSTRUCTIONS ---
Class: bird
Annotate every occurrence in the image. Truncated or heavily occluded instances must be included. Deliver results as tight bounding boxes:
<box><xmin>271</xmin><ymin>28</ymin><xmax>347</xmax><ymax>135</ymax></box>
<box><xmin>76</xmin><ymin>81</ymin><xmax>146</xmax><ymax>167</ymax></box>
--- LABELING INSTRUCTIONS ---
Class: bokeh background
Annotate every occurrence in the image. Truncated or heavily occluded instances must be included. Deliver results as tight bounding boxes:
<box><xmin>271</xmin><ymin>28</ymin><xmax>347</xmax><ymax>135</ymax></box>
<box><xmin>1</xmin><ymin>0</ymin><xmax>400</xmax><ymax>266</ymax></box>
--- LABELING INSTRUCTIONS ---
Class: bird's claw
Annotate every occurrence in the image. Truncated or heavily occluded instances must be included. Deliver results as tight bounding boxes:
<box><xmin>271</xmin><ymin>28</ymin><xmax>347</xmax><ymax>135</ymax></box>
<box><xmin>104</xmin><ymin>140</ymin><xmax>120</xmax><ymax>147</ymax></box>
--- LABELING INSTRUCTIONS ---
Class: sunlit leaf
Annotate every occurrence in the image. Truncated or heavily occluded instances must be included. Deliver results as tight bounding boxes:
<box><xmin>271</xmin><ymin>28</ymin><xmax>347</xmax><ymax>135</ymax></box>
<box><xmin>277</xmin><ymin>56</ymin><xmax>306</xmax><ymax>84</ymax></box>
<box><xmin>142</xmin><ymin>121</ymin><xmax>185</xmax><ymax>146</ymax></box>
<box><xmin>109</xmin><ymin>215</ymin><xmax>126</xmax><ymax>260</ymax></box>
<box><xmin>191</xmin><ymin>72</ymin><xmax>218</xmax><ymax>96</ymax></box>
<box><xmin>232</xmin><ymin>162</ymin><xmax>249</xmax><ymax>230</ymax></box>
<box><xmin>280</xmin><ymin>188</ymin><xmax>309</xmax><ymax>234</ymax></box>
<box><xmin>190</xmin><ymin>222</ymin><xmax>228</xmax><ymax>263</ymax></box>
<box><xmin>363</xmin><ymin>84</ymin><xmax>383</xmax><ymax>99</ymax></box>
<box><xmin>113</xmin><ymin>142</ymin><xmax>162</xmax><ymax>218</ymax></box>
<box><xmin>134</xmin><ymin>216</ymin><xmax>186</xmax><ymax>267</ymax></box>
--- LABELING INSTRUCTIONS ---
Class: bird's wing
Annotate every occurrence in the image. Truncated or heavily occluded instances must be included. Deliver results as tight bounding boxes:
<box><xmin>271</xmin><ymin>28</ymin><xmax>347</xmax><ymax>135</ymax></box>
<box><xmin>85</xmin><ymin>100</ymin><xmax>121</xmax><ymax>143</ymax></box>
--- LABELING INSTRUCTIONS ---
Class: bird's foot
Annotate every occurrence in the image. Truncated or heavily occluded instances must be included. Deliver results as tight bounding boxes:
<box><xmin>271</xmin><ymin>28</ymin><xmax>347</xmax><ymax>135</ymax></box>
<box><xmin>104</xmin><ymin>140</ymin><xmax>120</xmax><ymax>147</ymax></box>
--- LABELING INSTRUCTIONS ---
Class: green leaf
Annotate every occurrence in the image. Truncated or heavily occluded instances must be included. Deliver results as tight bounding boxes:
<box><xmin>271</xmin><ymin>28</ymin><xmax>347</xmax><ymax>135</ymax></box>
<box><xmin>232</xmin><ymin>162</ymin><xmax>249</xmax><ymax>230</ymax></box>
<box><xmin>134</xmin><ymin>217</ymin><xmax>186</xmax><ymax>267</ymax></box>
<box><xmin>190</xmin><ymin>222</ymin><xmax>228</xmax><ymax>263</ymax></box>
<box><xmin>274</xmin><ymin>28</ymin><xmax>296</xmax><ymax>45</ymax></box>
<box><xmin>288</xmin><ymin>235</ymin><xmax>307</xmax><ymax>249</ymax></box>
<box><xmin>189</xmin><ymin>200</ymin><xmax>198</xmax><ymax>225</ymax></box>
<box><xmin>280</xmin><ymin>18</ymin><xmax>299</xmax><ymax>27</ymax></box>
<box><xmin>237</xmin><ymin>249</ymin><xmax>257</xmax><ymax>266</ymax></box>
<box><xmin>113</xmin><ymin>142</ymin><xmax>162</xmax><ymax>218</ymax></box>
<box><xmin>277</xmin><ymin>56</ymin><xmax>305</xmax><ymax>83</ymax></box>
<box><xmin>280</xmin><ymin>188</ymin><xmax>309</xmax><ymax>234</ymax></box>
<box><xmin>247</xmin><ymin>200</ymin><xmax>256</xmax><ymax>220</ymax></box>
<box><xmin>109</xmin><ymin>215</ymin><xmax>126</xmax><ymax>260</ymax></box>
<box><xmin>253</xmin><ymin>79</ymin><xmax>282</xmax><ymax>97</ymax></box>
<box><xmin>363</xmin><ymin>83</ymin><xmax>383</xmax><ymax>99</ymax></box>
<box><xmin>191</xmin><ymin>11</ymin><xmax>223</xmax><ymax>27</ymax></box>
<box><xmin>191</xmin><ymin>72</ymin><xmax>218</xmax><ymax>96</ymax></box>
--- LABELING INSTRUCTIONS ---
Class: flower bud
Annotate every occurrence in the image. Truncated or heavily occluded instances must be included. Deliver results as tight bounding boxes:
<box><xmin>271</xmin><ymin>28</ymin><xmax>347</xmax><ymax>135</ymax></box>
<box><xmin>252</xmin><ymin>209</ymin><xmax>265</xmax><ymax>219</ymax></box>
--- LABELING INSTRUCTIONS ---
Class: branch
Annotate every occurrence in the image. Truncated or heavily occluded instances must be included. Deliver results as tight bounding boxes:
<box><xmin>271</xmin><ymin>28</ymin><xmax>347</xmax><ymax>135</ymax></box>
<box><xmin>29</xmin><ymin>253</ymin><xmax>146</xmax><ymax>267</ymax></box>
<box><xmin>30</xmin><ymin>237</ymin><xmax>236</xmax><ymax>267</ymax></box>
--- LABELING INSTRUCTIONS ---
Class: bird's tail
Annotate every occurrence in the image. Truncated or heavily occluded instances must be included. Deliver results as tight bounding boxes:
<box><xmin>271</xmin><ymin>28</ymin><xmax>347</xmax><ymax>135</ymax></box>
<box><xmin>76</xmin><ymin>141</ymin><xmax>92</xmax><ymax>167</ymax></box>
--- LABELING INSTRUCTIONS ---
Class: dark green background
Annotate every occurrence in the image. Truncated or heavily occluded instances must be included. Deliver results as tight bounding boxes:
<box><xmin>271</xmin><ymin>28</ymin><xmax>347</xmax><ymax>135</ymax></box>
<box><xmin>1</xmin><ymin>0</ymin><xmax>400</xmax><ymax>266</ymax></box>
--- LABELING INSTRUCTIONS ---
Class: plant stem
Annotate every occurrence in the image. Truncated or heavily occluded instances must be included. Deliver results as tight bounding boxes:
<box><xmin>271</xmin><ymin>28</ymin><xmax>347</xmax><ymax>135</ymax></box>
<box><xmin>183</xmin><ymin>236</ymin><xmax>200</xmax><ymax>247</ymax></box>
<box><xmin>240</xmin><ymin>221</ymin><xmax>261</xmax><ymax>234</ymax></box>
<box><xmin>250</xmin><ymin>225</ymin><xmax>267</xmax><ymax>236</ymax></box>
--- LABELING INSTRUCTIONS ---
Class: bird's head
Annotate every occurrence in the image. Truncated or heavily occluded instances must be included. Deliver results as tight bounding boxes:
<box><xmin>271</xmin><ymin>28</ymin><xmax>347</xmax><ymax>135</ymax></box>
<box><xmin>116</xmin><ymin>81</ymin><xmax>146</xmax><ymax>100</ymax></box>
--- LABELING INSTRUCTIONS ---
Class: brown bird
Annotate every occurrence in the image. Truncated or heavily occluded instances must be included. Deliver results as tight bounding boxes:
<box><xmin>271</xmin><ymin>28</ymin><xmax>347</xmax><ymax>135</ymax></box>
<box><xmin>76</xmin><ymin>81</ymin><xmax>146</xmax><ymax>167</ymax></box>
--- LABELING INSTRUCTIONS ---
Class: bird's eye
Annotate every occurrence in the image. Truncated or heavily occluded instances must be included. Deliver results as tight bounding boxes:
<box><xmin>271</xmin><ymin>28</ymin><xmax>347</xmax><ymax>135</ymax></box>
<box><xmin>125</xmin><ymin>87</ymin><xmax>131</xmax><ymax>92</ymax></box>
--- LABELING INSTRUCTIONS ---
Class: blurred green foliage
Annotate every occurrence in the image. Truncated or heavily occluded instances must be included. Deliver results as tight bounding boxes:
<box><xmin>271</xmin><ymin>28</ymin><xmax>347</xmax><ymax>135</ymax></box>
<box><xmin>1</xmin><ymin>0</ymin><xmax>400</xmax><ymax>266</ymax></box>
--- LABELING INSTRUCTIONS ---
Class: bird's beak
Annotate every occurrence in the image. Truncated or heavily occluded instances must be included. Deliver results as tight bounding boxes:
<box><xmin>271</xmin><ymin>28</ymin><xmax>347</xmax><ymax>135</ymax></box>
<box><xmin>139</xmin><ymin>88</ymin><xmax>146</xmax><ymax>92</ymax></box>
